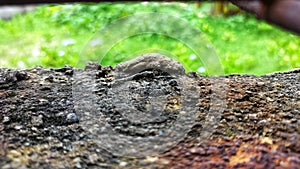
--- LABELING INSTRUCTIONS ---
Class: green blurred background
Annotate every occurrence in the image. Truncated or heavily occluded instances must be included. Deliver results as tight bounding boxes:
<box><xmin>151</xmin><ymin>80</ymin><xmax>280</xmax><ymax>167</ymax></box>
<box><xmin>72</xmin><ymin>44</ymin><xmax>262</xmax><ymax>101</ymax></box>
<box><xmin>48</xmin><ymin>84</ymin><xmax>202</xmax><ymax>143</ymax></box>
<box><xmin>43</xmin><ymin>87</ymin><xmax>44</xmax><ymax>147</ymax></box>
<box><xmin>0</xmin><ymin>2</ymin><xmax>299</xmax><ymax>75</ymax></box>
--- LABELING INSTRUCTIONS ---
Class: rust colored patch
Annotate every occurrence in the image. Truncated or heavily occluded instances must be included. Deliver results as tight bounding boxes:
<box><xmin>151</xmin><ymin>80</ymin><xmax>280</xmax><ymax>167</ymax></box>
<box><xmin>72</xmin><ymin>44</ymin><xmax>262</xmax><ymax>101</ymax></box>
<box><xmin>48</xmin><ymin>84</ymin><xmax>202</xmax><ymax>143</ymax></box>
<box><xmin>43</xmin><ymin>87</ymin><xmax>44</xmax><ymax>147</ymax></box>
<box><xmin>158</xmin><ymin>137</ymin><xmax>300</xmax><ymax>169</ymax></box>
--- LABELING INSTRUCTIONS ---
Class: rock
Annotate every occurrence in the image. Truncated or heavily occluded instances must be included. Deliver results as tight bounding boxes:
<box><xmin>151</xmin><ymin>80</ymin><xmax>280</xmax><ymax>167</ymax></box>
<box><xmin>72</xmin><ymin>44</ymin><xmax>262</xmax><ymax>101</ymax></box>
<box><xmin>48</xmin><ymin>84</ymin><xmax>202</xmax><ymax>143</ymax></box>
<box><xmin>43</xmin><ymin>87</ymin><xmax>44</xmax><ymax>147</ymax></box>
<box><xmin>0</xmin><ymin>55</ymin><xmax>299</xmax><ymax>168</ymax></box>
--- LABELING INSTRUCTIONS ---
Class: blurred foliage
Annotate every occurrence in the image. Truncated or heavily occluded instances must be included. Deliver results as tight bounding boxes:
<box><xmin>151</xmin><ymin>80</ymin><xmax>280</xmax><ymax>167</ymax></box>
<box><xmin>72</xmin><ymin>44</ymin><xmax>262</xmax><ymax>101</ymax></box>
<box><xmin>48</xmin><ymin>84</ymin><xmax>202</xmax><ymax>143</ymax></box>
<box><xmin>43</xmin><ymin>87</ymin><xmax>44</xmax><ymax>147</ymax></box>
<box><xmin>0</xmin><ymin>2</ymin><xmax>299</xmax><ymax>75</ymax></box>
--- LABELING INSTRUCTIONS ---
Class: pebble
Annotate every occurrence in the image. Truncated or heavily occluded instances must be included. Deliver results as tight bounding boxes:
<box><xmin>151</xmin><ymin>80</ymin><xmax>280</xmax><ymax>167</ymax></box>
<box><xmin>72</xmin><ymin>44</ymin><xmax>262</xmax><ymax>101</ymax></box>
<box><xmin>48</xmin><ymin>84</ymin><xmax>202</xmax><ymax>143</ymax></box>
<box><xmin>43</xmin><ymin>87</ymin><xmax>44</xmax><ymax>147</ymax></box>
<box><xmin>75</xmin><ymin>163</ymin><xmax>82</xmax><ymax>169</ymax></box>
<box><xmin>66</xmin><ymin>113</ymin><xmax>79</xmax><ymax>123</ymax></box>
<box><xmin>145</xmin><ymin>156</ymin><xmax>158</xmax><ymax>163</ymax></box>
<box><xmin>15</xmin><ymin>70</ymin><xmax>28</xmax><ymax>81</ymax></box>
<box><xmin>3</xmin><ymin>116</ymin><xmax>10</xmax><ymax>123</ymax></box>
<box><xmin>119</xmin><ymin>161</ymin><xmax>127</xmax><ymax>167</ymax></box>
<box><xmin>31</xmin><ymin>114</ymin><xmax>43</xmax><ymax>127</ymax></box>
<box><xmin>248</xmin><ymin>114</ymin><xmax>257</xmax><ymax>120</ymax></box>
<box><xmin>14</xmin><ymin>125</ymin><xmax>22</xmax><ymax>130</ymax></box>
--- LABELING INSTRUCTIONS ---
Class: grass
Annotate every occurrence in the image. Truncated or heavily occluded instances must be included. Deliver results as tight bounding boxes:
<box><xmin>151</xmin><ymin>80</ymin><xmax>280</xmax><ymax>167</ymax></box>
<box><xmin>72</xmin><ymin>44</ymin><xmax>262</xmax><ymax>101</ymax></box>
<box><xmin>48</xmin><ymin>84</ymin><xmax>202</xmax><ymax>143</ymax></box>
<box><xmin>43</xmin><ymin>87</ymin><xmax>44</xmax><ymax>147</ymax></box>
<box><xmin>0</xmin><ymin>2</ymin><xmax>299</xmax><ymax>75</ymax></box>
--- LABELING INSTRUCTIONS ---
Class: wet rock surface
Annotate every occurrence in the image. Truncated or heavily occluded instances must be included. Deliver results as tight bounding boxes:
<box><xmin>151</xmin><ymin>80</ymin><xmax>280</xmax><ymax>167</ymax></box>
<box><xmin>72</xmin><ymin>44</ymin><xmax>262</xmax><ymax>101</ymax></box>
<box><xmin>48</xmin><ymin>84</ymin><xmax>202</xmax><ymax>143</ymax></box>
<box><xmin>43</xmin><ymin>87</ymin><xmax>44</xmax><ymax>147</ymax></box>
<box><xmin>0</xmin><ymin>55</ymin><xmax>299</xmax><ymax>168</ymax></box>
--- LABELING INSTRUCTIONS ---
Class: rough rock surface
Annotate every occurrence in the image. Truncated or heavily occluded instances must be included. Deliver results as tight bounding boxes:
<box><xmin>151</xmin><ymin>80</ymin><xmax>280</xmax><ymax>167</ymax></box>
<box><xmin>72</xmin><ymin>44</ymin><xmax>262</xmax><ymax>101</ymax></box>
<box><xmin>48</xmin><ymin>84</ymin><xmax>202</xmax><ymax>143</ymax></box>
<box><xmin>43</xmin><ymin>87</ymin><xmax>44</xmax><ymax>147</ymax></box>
<box><xmin>0</xmin><ymin>55</ymin><xmax>299</xmax><ymax>169</ymax></box>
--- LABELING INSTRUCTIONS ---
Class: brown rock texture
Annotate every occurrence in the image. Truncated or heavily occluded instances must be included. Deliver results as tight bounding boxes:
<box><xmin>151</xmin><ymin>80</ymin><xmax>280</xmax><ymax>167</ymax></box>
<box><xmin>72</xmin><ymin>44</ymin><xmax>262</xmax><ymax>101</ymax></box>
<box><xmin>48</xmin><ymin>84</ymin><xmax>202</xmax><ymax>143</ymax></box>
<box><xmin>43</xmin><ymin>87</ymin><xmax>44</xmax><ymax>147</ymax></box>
<box><xmin>0</xmin><ymin>55</ymin><xmax>299</xmax><ymax>169</ymax></box>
